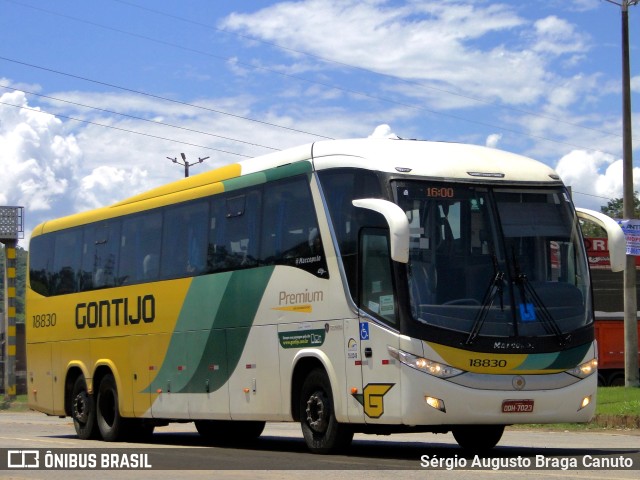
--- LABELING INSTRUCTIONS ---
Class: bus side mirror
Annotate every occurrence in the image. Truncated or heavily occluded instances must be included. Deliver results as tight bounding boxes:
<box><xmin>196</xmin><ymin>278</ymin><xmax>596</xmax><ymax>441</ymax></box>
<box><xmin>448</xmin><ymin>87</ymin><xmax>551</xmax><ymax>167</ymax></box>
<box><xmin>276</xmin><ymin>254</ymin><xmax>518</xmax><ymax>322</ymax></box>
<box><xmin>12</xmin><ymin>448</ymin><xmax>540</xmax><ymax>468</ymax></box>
<box><xmin>576</xmin><ymin>208</ymin><xmax>626</xmax><ymax>272</ymax></box>
<box><xmin>353</xmin><ymin>198</ymin><xmax>410</xmax><ymax>263</ymax></box>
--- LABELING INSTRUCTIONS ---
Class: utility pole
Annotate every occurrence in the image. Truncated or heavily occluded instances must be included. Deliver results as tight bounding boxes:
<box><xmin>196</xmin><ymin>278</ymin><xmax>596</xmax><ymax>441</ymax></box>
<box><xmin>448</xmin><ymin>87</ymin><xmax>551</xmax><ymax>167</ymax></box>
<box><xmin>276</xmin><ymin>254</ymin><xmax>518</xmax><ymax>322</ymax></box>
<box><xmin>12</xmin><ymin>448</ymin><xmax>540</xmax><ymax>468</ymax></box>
<box><xmin>0</xmin><ymin>206</ymin><xmax>24</xmax><ymax>403</ymax></box>
<box><xmin>167</xmin><ymin>153</ymin><xmax>210</xmax><ymax>178</ymax></box>
<box><xmin>606</xmin><ymin>0</ymin><xmax>639</xmax><ymax>387</ymax></box>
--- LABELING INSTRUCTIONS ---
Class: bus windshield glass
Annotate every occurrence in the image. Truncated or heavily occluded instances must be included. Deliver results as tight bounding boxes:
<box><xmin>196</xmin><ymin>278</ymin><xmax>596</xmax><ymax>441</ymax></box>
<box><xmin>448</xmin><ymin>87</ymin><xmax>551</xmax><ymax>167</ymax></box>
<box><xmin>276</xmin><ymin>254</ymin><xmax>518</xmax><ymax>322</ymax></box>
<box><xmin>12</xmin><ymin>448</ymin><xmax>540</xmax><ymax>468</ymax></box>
<box><xmin>394</xmin><ymin>181</ymin><xmax>591</xmax><ymax>341</ymax></box>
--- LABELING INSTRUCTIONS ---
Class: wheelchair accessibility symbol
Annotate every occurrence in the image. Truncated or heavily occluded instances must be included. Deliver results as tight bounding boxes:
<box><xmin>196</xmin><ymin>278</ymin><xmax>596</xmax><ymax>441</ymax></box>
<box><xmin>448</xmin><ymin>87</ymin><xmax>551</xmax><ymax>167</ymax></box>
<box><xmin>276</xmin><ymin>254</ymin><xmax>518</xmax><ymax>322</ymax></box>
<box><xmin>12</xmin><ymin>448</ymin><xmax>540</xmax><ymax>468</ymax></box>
<box><xmin>360</xmin><ymin>322</ymin><xmax>369</xmax><ymax>340</ymax></box>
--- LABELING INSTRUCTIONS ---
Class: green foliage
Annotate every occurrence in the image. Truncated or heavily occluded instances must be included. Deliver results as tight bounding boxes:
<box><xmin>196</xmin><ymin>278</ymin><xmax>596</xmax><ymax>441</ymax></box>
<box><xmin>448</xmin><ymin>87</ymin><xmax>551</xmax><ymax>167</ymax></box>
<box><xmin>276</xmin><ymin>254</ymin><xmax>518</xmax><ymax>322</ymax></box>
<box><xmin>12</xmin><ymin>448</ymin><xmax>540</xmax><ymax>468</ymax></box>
<box><xmin>579</xmin><ymin>219</ymin><xmax>606</xmax><ymax>238</ymax></box>
<box><xmin>581</xmin><ymin>193</ymin><xmax>640</xmax><ymax>238</ymax></box>
<box><xmin>601</xmin><ymin>193</ymin><xmax>640</xmax><ymax>219</ymax></box>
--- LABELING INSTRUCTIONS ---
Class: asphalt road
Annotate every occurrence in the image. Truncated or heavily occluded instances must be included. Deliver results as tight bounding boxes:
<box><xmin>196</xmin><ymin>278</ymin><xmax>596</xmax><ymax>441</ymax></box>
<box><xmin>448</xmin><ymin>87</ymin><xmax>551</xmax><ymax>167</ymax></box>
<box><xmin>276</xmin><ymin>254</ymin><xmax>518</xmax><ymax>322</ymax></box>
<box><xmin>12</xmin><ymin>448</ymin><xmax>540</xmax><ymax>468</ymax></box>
<box><xmin>0</xmin><ymin>411</ymin><xmax>638</xmax><ymax>479</ymax></box>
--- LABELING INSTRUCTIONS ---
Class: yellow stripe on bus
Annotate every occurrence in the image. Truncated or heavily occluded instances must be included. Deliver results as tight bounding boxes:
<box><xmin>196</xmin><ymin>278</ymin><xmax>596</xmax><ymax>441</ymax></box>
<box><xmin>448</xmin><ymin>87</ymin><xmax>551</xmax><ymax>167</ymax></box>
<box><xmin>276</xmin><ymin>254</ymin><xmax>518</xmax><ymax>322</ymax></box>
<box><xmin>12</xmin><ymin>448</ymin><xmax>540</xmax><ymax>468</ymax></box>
<box><xmin>428</xmin><ymin>342</ymin><xmax>528</xmax><ymax>374</ymax></box>
<box><xmin>272</xmin><ymin>304</ymin><xmax>313</xmax><ymax>313</ymax></box>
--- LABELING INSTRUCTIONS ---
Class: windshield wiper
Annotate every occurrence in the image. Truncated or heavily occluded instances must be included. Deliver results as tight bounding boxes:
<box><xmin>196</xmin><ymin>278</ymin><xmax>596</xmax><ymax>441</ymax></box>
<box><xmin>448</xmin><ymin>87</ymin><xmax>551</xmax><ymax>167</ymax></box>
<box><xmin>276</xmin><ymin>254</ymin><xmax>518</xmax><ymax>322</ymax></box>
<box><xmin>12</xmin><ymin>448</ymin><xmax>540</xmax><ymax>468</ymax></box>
<box><xmin>466</xmin><ymin>254</ymin><xmax>505</xmax><ymax>345</ymax></box>
<box><xmin>511</xmin><ymin>251</ymin><xmax>569</xmax><ymax>346</ymax></box>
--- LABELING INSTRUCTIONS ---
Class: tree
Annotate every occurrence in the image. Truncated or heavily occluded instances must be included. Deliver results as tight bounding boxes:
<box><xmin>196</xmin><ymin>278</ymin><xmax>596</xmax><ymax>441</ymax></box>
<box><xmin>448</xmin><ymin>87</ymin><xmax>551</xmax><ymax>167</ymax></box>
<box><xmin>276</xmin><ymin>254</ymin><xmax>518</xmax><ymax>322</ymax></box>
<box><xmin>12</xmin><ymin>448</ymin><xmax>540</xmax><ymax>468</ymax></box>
<box><xmin>580</xmin><ymin>219</ymin><xmax>607</xmax><ymax>238</ymax></box>
<box><xmin>581</xmin><ymin>193</ymin><xmax>640</xmax><ymax>238</ymax></box>
<box><xmin>601</xmin><ymin>192</ymin><xmax>640</xmax><ymax>219</ymax></box>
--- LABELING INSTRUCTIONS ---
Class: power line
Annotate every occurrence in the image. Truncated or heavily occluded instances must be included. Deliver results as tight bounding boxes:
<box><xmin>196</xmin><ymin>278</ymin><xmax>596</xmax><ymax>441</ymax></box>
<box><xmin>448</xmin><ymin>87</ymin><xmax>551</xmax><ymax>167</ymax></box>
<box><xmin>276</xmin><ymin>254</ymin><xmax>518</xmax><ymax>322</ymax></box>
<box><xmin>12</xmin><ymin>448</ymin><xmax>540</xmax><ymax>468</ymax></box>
<box><xmin>0</xmin><ymin>94</ymin><xmax>619</xmax><ymax>205</ymax></box>
<box><xmin>572</xmin><ymin>190</ymin><xmax>616</xmax><ymax>201</ymax></box>
<box><xmin>0</xmin><ymin>84</ymin><xmax>281</xmax><ymax>152</ymax></box>
<box><xmin>0</xmin><ymin>1</ymin><xmax>626</xmax><ymax>155</ymax></box>
<box><xmin>11</xmin><ymin>0</ymin><xmax>624</xmax><ymax>144</ymax></box>
<box><xmin>0</xmin><ymin>85</ymin><xmax>619</xmax><ymax>205</ymax></box>
<box><xmin>0</xmin><ymin>100</ymin><xmax>252</xmax><ymax>157</ymax></box>
<box><xmin>0</xmin><ymin>55</ymin><xmax>334</xmax><ymax>141</ymax></box>
<box><xmin>0</xmin><ymin>55</ymin><xmax>621</xmax><ymax>159</ymax></box>
<box><xmin>110</xmin><ymin>0</ymin><xmax>626</xmax><ymax>142</ymax></box>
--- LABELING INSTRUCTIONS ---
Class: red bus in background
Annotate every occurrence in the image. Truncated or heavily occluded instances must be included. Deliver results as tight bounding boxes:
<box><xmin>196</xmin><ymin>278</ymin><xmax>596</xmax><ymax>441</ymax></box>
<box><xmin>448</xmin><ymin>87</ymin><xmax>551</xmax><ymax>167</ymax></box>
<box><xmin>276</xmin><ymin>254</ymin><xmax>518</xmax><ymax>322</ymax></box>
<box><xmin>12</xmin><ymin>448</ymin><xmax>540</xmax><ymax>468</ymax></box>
<box><xmin>585</xmin><ymin>238</ymin><xmax>640</xmax><ymax>386</ymax></box>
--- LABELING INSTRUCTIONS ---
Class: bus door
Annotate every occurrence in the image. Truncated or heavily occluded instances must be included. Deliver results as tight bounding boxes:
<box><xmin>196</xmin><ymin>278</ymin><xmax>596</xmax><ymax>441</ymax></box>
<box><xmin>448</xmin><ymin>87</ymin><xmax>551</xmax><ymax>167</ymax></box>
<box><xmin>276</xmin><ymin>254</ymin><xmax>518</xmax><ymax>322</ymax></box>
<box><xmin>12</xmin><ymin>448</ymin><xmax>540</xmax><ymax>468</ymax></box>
<box><xmin>357</xmin><ymin>229</ymin><xmax>402</xmax><ymax>424</ymax></box>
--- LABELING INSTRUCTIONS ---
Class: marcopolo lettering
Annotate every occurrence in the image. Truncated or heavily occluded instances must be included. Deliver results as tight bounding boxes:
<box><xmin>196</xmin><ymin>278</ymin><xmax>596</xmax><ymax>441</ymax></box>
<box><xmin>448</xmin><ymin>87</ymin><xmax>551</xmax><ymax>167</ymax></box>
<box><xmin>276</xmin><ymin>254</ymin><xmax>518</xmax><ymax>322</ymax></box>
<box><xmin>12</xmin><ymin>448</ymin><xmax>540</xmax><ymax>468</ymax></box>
<box><xmin>75</xmin><ymin>295</ymin><xmax>155</xmax><ymax>329</ymax></box>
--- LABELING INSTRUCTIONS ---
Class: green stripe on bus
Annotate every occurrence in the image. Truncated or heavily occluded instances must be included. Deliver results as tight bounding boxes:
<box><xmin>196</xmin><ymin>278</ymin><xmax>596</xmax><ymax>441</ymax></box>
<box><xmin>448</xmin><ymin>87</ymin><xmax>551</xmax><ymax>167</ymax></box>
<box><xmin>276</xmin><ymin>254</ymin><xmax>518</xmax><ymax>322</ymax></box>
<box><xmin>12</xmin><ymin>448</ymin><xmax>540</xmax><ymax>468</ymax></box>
<box><xmin>263</xmin><ymin>161</ymin><xmax>312</xmax><ymax>182</ymax></box>
<box><xmin>516</xmin><ymin>343</ymin><xmax>591</xmax><ymax>371</ymax></box>
<box><xmin>143</xmin><ymin>266</ymin><xmax>275</xmax><ymax>394</ymax></box>
<box><xmin>221</xmin><ymin>161</ymin><xmax>312</xmax><ymax>193</ymax></box>
<box><xmin>545</xmin><ymin>342</ymin><xmax>591</xmax><ymax>370</ymax></box>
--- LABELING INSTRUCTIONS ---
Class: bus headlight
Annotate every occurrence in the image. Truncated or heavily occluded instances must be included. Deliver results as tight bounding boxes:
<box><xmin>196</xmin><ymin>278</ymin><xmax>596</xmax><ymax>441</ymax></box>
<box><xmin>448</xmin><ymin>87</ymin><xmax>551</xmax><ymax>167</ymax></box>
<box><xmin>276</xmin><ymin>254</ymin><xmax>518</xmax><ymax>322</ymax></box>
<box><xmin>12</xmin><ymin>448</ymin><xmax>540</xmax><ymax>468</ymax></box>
<box><xmin>566</xmin><ymin>358</ymin><xmax>597</xmax><ymax>379</ymax></box>
<box><xmin>389</xmin><ymin>347</ymin><xmax>463</xmax><ymax>379</ymax></box>
<box><xmin>578</xmin><ymin>395</ymin><xmax>592</xmax><ymax>411</ymax></box>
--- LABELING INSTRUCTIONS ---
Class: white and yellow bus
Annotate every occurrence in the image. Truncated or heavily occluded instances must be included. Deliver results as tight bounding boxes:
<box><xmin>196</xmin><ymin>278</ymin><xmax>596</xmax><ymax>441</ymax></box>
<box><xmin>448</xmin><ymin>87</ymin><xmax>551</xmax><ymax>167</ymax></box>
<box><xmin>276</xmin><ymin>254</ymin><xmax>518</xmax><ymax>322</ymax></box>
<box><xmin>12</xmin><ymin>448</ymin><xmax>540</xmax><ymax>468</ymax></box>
<box><xmin>27</xmin><ymin>137</ymin><xmax>625</xmax><ymax>453</ymax></box>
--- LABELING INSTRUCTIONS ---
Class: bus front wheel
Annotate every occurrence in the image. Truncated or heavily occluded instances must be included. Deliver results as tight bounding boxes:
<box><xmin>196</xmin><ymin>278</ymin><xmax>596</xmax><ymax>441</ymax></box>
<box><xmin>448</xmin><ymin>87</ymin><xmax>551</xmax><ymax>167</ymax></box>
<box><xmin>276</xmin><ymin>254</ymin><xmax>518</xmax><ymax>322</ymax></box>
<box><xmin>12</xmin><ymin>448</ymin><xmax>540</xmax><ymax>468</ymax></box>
<box><xmin>452</xmin><ymin>425</ymin><xmax>504</xmax><ymax>452</ymax></box>
<box><xmin>96</xmin><ymin>374</ymin><xmax>126</xmax><ymax>442</ymax></box>
<box><xmin>71</xmin><ymin>376</ymin><xmax>99</xmax><ymax>440</ymax></box>
<box><xmin>299</xmin><ymin>369</ymin><xmax>353</xmax><ymax>454</ymax></box>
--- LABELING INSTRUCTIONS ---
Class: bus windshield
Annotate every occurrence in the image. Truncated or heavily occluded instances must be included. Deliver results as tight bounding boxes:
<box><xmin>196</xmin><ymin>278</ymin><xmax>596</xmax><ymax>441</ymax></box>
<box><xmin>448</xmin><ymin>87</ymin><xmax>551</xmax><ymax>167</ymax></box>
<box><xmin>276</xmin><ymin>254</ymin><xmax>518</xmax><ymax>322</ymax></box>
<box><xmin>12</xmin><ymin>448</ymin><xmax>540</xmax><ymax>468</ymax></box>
<box><xmin>394</xmin><ymin>181</ymin><xmax>591</xmax><ymax>341</ymax></box>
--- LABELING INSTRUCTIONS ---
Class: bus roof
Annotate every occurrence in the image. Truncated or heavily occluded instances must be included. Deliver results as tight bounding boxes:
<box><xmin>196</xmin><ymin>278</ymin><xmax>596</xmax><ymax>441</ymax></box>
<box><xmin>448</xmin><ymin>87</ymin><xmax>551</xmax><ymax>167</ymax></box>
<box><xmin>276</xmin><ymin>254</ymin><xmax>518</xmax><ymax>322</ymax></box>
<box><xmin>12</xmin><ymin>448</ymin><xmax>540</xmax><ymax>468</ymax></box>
<box><xmin>32</xmin><ymin>138</ymin><xmax>561</xmax><ymax>236</ymax></box>
<box><xmin>309</xmin><ymin>139</ymin><xmax>560</xmax><ymax>184</ymax></box>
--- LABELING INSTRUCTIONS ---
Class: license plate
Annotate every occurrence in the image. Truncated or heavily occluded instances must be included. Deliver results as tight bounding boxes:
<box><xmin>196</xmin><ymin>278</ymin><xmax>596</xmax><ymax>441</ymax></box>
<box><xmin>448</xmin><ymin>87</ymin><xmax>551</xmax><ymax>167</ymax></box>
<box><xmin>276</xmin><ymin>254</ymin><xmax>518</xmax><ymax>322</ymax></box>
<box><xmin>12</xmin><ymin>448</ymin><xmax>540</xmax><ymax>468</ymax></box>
<box><xmin>502</xmin><ymin>399</ymin><xmax>534</xmax><ymax>413</ymax></box>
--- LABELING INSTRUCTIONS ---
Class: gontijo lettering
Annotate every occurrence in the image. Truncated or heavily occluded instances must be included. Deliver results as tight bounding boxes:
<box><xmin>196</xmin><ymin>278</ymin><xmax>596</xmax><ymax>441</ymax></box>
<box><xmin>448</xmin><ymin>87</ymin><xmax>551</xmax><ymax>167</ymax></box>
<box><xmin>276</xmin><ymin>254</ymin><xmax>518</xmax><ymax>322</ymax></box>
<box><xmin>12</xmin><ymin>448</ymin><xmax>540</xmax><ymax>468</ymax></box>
<box><xmin>75</xmin><ymin>295</ymin><xmax>155</xmax><ymax>329</ymax></box>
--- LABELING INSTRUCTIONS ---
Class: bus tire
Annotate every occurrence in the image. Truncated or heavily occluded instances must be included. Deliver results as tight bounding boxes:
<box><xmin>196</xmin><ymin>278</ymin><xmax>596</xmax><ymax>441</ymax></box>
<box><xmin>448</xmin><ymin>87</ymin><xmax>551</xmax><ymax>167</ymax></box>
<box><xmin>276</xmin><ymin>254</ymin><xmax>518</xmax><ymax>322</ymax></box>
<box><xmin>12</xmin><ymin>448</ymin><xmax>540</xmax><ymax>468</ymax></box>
<box><xmin>452</xmin><ymin>425</ymin><xmax>504</xmax><ymax>452</ymax></box>
<box><xmin>96</xmin><ymin>374</ymin><xmax>126</xmax><ymax>442</ymax></box>
<box><xmin>195</xmin><ymin>420</ymin><xmax>265</xmax><ymax>443</ymax></box>
<box><xmin>299</xmin><ymin>368</ymin><xmax>353</xmax><ymax>454</ymax></box>
<box><xmin>71</xmin><ymin>376</ymin><xmax>99</xmax><ymax>440</ymax></box>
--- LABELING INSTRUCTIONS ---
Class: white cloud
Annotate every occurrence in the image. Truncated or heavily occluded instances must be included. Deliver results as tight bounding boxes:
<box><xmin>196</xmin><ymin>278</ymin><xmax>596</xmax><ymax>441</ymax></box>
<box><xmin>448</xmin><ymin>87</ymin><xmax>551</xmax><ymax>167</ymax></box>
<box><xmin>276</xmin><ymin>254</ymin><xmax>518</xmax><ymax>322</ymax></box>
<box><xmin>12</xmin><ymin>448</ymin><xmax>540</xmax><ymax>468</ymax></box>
<box><xmin>531</xmin><ymin>16</ymin><xmax>589</xmax><ymax>56</ymax></box>
<box><xmin>0</xmin><ymin>89</ymin><xmax>165</xmax><ymax>242</ymax></box>
<box><xmin>77</xmin><ymin>165</ymin><xmax>148</xmax><ymax>210</ymax></box>
<box><xmin>0</xmin><ymin>90</ymin><xmax>80</xmax><ymax>213</ymax></box>
<box><xmin>485</xmin><ymin>133</ymin><xmax>502</xmax><ymax>148</ymax></box>
<box><xmin>220</xmin><ymin>0</ymin><xmax>556</xmax><ymax>106</ymax></box>
<box><xmin>554</xmin><ymin>150</ymin><xmax>640</xmax><ymax>210</ymax></box>
<box><xmin>369</xmin><ymin>124</ymin><xmax>399</xmax><ymax>139</ymax></box>
<box><xmin>561</xmin><ymin>0</ymin><xmax>600</xmax><ymax>12</ymax></box>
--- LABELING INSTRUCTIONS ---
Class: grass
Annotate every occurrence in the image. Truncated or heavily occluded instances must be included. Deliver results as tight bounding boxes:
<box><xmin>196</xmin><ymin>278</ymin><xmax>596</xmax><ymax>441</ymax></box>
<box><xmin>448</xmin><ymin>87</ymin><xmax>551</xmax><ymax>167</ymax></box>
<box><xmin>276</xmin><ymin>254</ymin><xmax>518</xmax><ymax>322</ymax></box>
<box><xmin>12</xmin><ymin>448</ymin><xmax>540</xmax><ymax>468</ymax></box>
<box><xmin>0</xmin><ymin>394</ymin><xmax>29</xmax><ymax>411</ymax></box>
<box><xmin>509</xmin><ymin>387</ymin><xmax>640</xmax><ymax>431</ymax></box>
<box><xmin>596</xmin><ymin>386</ymin><xmax>640</xmax><ymax>416</ymax></box>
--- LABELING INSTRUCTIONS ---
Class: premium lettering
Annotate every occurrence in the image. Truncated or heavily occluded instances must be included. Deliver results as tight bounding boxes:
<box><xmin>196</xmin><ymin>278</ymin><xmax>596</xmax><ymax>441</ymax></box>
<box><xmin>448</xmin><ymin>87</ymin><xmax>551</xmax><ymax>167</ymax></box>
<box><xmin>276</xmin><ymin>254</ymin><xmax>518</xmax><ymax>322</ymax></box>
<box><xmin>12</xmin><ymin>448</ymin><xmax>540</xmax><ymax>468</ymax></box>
<box><xmin>279</xmin><ymin>289</ymin><xmax>324</xmax><ymax>305</ymax></box>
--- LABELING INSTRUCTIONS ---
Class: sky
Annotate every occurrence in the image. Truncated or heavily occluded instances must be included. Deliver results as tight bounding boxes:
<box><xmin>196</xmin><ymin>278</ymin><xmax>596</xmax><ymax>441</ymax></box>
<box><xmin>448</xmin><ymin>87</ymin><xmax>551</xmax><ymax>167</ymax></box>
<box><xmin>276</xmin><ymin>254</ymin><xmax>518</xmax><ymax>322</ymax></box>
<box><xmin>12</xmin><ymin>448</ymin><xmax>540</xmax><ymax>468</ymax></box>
<box><xmin>1</xmin><ymin>0</ymin><xmax>640</xmax><ymax>247</ymax></box>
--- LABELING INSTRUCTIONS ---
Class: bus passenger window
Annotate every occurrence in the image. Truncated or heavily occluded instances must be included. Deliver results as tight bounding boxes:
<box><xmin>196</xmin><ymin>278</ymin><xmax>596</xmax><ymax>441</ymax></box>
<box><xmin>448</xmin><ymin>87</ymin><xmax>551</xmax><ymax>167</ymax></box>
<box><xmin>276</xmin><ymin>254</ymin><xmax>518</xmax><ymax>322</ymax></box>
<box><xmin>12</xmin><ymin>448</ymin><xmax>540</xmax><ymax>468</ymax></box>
<box><xmin>51</xmin><ymin>229</ymin><xmax>83</xmax><ymax>295</ymax></box>
<box><xmin>81</xmin><ymin>221</ymin><xmax>121</xmax><ymax>291</ymax></box>
<box><xmin>162</xmin><ymin>201</ymin><xmax>208</xmax><ymax>278</ymax></box>
<box><xmin>261</xmin><ymin>176</ymin><xmax>327</xmax><ymax>276</ymax></box>
<box><xmin>210</xmin><ymin>190</ymin><xmax>261</xmax><ymax>271</ymax></box>
<box><xmin>29</xmin><ymin>234</ymin><xmax>52</xmax><ymax>296</ymax></box>
<box><xmin>119</xmin><ymin>212</ymin><xmax>162</xmax><ymax>284</ymax></box>
<box><xmin>207</xmin><ymin>197</ymin><xmax>227</xmax><ymax>272</ymax></box>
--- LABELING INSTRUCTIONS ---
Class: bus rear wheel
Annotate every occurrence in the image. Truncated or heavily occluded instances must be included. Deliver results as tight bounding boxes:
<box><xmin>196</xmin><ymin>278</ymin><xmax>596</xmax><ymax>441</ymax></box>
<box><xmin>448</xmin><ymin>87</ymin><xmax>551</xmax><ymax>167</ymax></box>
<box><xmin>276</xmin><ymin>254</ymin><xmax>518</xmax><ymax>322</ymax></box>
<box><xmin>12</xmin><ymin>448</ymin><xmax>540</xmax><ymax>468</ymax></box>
<box><xmin>299</xmin><ymin>369</ymin><xmax>353</xmax><ymax>454</ymax></box>
<box><xmin>452</xmin><ymin>425</ymin><xmax>504</xmax><ymax>452</ymax></box>
<box><xmin>71</xmin><ymin>376</ymin><xmax>99</xmax><ymax>440</ymax></box>
<box><xmin>96</xmin><ymin>374</ymin><xmax>126</xmax><ymax>442</ymax></box>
